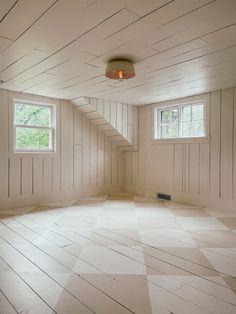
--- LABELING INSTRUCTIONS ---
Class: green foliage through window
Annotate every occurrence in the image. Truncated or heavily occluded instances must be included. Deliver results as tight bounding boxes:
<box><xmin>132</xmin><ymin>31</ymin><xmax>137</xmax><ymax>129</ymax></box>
<box><xmin>15</xmin><ymin>103</ymin><xmax>51</xmax><ymax>126</ymax></box>
<box><xmin>159</xmin><ymin>103</ymin><xmax>204</xmax><ymax>139</ymax></box>
<box><xmin>14</xmin><ymin>101</ymin><xmax>54</xmax><ymax>151</ymax></box>
<box><xmin>16</xmin><ymin>128</ymin><xmax>50</xmax><ymax>149</ymax></box>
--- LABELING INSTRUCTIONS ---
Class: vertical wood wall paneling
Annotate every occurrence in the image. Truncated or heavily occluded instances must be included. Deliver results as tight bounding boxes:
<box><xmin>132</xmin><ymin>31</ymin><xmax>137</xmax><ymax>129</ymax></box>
<box><xmin>189</xmin><ymin>144</ymin><xmax>200</xmax><ymax>195</ymax></box>
<box><xmin>116</xmin><ymin>102</ymin><xmax>123</xmax><ymax>134</ymax></box>
<box><xmin>210</xmin><ymin>90</ymin><xmax>221</xmax><ymax>198</ymax></box>
<box><xmin>33</xmin><ymin>155</ymin><xmax>43</xmax><ymax>195</ymax></box>
<box><xmin>88</xmin><ymin>121</ymin><xmax>91</xmax><ymax>187</ymax></box>
<box><xmin>133</xmin><ymin>106</ymin><xmax>139</xmax><ymax>150</ymax></box>
<box><xmin>90</xmin><ymin>123</ymin><xmax>98</xmax><ymax>187</ymax></box>
<box><xmin>182</xmin><ymin>144</ymin><xmax>186</xmax><ymax>193</ymax></box>
<box><xmin>103</xmin><ymin>100</ymin><xmax>110</xmax><ymax>123</ymax></box>
<box><xmin>2</xmin><ymin>86</ymin><xmax>236</xmax><ymax>209</ymax></box>
<box><xmin>125</xmin><ymin>152</ymin><xmax>132</xmax><ymax>186</ymax></box>
<box><xmin>21</xmin><ymin>156</ymin><xmax>33</xmax><ymax>197</ymax></box>
<box><xmin>234</xmin><ymin>88</ymin><xmax>236</xmax><ymax>199</ymax></box>
<box><xmin>74</xmin><ymin>145</ymin><xmax>82</xmax><ymax>191</ymax></box>
<box><xmin>131</xmin><ymin>152</ymin><xmax>139</xmax><ymax>188</ymax></box>
<box><xmin>97</xmin><ymin>131</ymin><xmax>105</xmax><ymax>186</ymax></box>
<box><xmin>220</xmin><ymin>88</ymin><xmax>234</xmax><ymax>200</ymax></box>
<box><xmin>43</xmin><ymin>156</ymin><xmax>53</xmax><ymax>193</ymax></box>
<box><xmin>124</xmin><ymin>89</ymin><xmax>236</xmax><ymax>209</ymax></box>
<box><xmin>52</xmin><ymin>99</ymin><xmax>61</xmax><ymax>193</ymax></box>
<box><xmin>174</xmin><ymin>144</ymin><xmax>183</xmax><ymax>193</ymax></box>
<box><xmin>105</xmin><ymin>138</ymin><xmax>112</xmax><ymax>186</ymax></box>
<box><xmin>0</xmin><ymin>90</ymin><xmax>126</xmax><ymax>209</ymax></box>
<box><xmin>76</xmin><ymin>108</ymin><xmax>83</xmax><ymax>150</ymax></box>
<box><xmin>9</xmin><ymin>156</ymin><xmax>21</xmax><ymax>198</ymax></box>
<box><xmin>0</xmin><ymin>90</ymin><xmax>9</xmax><ymax>202</ymax></box>
<box><xmin>127</xmin><ymin>105</ymin><xmax>134</xmax><ymax>144</ymax></box>
<box><xmin>52</xmin><ymin>148</ymin><xmax>61</xmax><ymax>193</ymax></box>
<box><xmin>110</xmin><ymin>102</ymin><xmax>117</xmax><ymax>129</ymax></box>
<box><xmin>137</xmin><ymin>107</ymin><xmax>146</xmax><ymax>190</ymax></box>
<box><xmin>122</xmin><ymin>104</ymin><xmax>128</xmax><ymax>140</ymax></box>
<box><xmin>164</xmin><ymin>145</ymin><xmax>174</xmax><ymax>193</ymax></box>
<box><xmin>199</xmin><ymin>142</ymin><xmax>210</xmax><ymax>196</ymax></box>
<box><xmin>111</xmin><ymin>142</ymin><xmax>118</xmax><ymax>186</ymax></box>
<box><xmin>82</xmin><ymin>115</ymin><xmax>90</xmax><ymax>188</ymax></box>
<box><xmin>73</xmin><ymin>108</ymin><xmax>81</xmax><ymax>190</ymax></box>
<box><xmin>117</xmin><ymin>150</ymin><xmax>124</xmax><ymax>186</ymax></box>
<box><xmin>96</xmin><ymin>99</ymin><xmax>104</xmax><ymax>116</ymax></box>
<box><xmin>60</xmin><ymin>100</ymin><xmax>73</xmax><ymax>191</ymax></box>
<box><xmin>186</xmin><ymin>144</ymin><xmax>190</xmax><ymax>194</ymax></box>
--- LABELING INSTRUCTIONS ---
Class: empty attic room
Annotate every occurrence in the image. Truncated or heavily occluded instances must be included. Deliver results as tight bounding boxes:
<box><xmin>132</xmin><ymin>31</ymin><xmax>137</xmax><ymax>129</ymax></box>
<box><xmin>1</xmin><ymin>0</ymin><xmax>236</xmax><ymax>313</ymax></box>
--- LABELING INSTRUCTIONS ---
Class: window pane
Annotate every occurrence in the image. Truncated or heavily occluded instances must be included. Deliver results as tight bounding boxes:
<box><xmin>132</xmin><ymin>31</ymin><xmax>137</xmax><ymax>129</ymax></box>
<box><xmin>170</xmin><ymin>121</ymin><xmax>178</xmax><ymax>137</ymax></box>
<box><xmin>161</xmin><ymin>110</ymin><xmax>171</xmax><ymax>138</ymax></box>
<box><xmin>161</xmin><ymin>124</ymin><xmax>171</xmax><ymax>138</ymax></box>
<box><xmin>182</xmin><ymin>122</ymin><xmax>191</xmax><ymax>137</ymax></box>
<box><xmin>157</xmin><ymin>102</ymin><xmax>205</xmax><ymax>139</ymax></box>
<box><xmin>192</xmin><ymin>104</ymin><xmax>203</xmax><ymax>121</ymax></box>
<box><xmin>161</xmin><ymin>110</ymin><xmax>170</xmax><ymax>124</ymax></box>
<box><xmin>15</xmin><ymin>103</ymin><xmax>51</xmax><ymax>127</ymax></box>
<box><xmin>191</xmin><ymin>120</ymin><xmax>204</xmax><ymax>137</ymax></box>
<box><xmin>16</xmin><ymin>127</ymin><xmax>52</xmax><ymax>150</ymax></box>
<box><xmin>170</xmin><ymin>109</ymin><xmax>179</xmax><ymax>137</ymax></box>
<box><xmin>171</xmin><ymin>109</ymin><xmax>178</xmax><ymax>122</ymax></box>
<box><xmin>182</xmin><ymin>106</ymin><xmax>191</xmax><ymax>122</ymax></box>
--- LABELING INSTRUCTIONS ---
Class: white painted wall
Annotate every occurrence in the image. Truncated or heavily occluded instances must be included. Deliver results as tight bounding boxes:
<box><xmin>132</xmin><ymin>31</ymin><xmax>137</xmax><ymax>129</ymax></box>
<box><xmin>72</xmin><ymin>96</ymin><xmax>139</xmax><ymax>150</ymax></box>
<box><xmin>0</xmin><ymin>89</ymin><xmax>123</xmax><ymax>209</ymax></box>
<box><xmin>1</xmin><ymin>86</ymin><xmax>235</xmax><ymax>211</ymax></box>
<box><xmin>124</xmin><ymin>87</ymin><xmax>236</xmax><ymax>210</ymax></box>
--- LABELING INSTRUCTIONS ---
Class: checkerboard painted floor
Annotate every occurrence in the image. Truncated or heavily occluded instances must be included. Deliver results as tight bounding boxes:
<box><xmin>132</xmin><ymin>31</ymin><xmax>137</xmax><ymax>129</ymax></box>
<box><xmin>0</xmin><ymin>194</ymin><xmax>236</xmax><ymax>314</ymax></box>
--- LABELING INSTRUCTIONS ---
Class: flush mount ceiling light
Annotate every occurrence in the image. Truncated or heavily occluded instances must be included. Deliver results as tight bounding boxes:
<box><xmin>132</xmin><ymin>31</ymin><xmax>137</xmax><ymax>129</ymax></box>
<box><xmin>105</xmin><ymin>59</ymin><xmax>135</xmax><ymax>80</ymax></box>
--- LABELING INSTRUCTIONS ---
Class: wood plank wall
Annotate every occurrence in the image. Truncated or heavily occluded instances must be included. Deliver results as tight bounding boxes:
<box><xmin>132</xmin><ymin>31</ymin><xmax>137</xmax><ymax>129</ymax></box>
<box><xmin>124</xmin><ymin>87</ymin><xmax>236</xmax><ymax>210</ymax></box>
<box><xmin>0</xmin><ymin>90</ymin><xmax>123</xmax><ymax>209</ymax></box>
<box><xmin>1</xmin><ymin>87</ymin><xmax>235</xmax><ymax>210</ymax></box>
<box><xmin>72</xmin><ymin>96</ymin><xmax>139</xmax><ymax>150</ymax></box>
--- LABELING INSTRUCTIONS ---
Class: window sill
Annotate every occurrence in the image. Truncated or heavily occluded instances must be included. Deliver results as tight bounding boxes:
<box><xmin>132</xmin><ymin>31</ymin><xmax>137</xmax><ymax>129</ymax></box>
<box><xmin>13</xmin><ymin>150</ymin><xmax>56</xmax><ymax>154</ymax></box>
<box><xmin>151</xmin><ymin>136</ymin><xmax>211</xmax><ymax>145</ymax></box>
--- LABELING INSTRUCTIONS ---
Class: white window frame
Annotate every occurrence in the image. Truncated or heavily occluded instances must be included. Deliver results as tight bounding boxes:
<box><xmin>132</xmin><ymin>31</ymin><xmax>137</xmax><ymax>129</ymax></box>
<box><xmin>13</xmin><ymin>99</ymin><xmax>56</xmax><ymax>153</ymax></box>
<box><xmin>154</xmin><ymin>96</ymin><xmax>210</xmax><ymax>142</ymax></box>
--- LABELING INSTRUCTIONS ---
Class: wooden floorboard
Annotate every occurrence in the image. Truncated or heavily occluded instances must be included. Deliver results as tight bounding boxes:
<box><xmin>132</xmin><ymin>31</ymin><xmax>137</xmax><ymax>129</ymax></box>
<box><xmin>0</xmin><ymin>195</ymin><xmax>236</xmax><ymax>314</ymax></box>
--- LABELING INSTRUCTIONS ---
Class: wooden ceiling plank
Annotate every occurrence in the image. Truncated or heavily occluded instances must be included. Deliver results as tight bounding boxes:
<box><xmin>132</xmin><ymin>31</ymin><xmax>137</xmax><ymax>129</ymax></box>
<box><xmin>0</xmin><ymin>36</ymin><xmax>12</xmax><ymax>54</ymax></box>
<box><xmin>0</xmin><ymin>0</ymin><xmax>17</xmax><ymax>22</ymax></box>
<box><xmin>125</xmin><ymin>0</ymin><xmax>172</xmax><ymax>17</ymax></box>
<box><xmin>0</xmin><ymin>49</ymin><xmax>48</xmax><ymax>81</ymax></box>
<box><xmin>0</xmin><ymin>0</ymin><xmax>56</xmax><ymax>40</ymax></box>
<box><xmin>1</xmin><ymin>0</ymin><xmax>236</xmax><ymax>104</ymax></box>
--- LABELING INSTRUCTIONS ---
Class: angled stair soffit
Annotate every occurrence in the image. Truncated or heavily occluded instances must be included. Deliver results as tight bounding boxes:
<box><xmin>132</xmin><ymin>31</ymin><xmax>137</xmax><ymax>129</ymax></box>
<box><xmin>70</xmin><ymin>96</ymin><xmax>138</xmax><ymax>151</ymax></box>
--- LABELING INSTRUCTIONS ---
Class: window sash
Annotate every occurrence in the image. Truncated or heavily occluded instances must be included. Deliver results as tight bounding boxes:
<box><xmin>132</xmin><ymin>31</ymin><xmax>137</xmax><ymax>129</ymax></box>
<box><xmin>14</xmin><ymin>126</ymin><xmax>54</xmax><ymax>152</ymax></box>
<box><xmin>13</xmin><ymin>100</ymin><xmax>56</xmax><ymax>152</ymax></box>
<box><xmin>14</xmin><ymin>102</ymin><xmax>53</xmax><ymax>128</ymax></box>
<box><xmin>14</xmin><ymin>124</ymin><xmax>53</xmax><ymax>130</ymax></box>
<box><xmin>157</xmin><ymin>103</ymin><xmax>205</xmax><ymax>139</ymax></box>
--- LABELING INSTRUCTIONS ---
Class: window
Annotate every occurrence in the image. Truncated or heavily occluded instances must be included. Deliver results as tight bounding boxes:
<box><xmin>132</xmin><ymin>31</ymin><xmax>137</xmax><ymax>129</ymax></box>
<box><xmin>156</xmin><ymin>102</ymin><xmax>206</xmax><ymax>139</ymax></box>
<box><xmin>13</xmin><ymin>100</ymin><xmax>55</xmax><ymax>152</ymax></box>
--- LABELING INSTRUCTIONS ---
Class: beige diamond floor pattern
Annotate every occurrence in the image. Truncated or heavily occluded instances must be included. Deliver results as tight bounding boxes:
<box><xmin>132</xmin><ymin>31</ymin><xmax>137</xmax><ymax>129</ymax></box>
<box><xmin>0</xmin><ymin>195</ymin><xmax>236</xmax><ymax>313</ymax></box>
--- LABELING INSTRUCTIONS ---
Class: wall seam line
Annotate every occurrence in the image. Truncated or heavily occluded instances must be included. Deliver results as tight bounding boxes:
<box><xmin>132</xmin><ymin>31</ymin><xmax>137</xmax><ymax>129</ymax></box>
<box><xmin>219</xmin><ymin>90</ymin><xmax>222</xmax><ymax>198</ymax></box>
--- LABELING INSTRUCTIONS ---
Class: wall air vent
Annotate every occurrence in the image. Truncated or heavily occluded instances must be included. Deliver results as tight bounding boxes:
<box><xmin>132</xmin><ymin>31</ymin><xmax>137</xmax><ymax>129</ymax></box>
<box><xmin>156</xmin><ymin>193</ymin><xmax>171</xmax><ymax>201</ymax></box>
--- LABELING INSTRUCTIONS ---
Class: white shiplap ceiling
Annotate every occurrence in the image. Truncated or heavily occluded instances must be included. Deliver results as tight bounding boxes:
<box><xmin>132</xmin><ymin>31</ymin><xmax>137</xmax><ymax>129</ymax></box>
<box><xmin>1</xmin><ymin>0</ymin><xmax>236</xmax><ymax>105</ymax></box>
